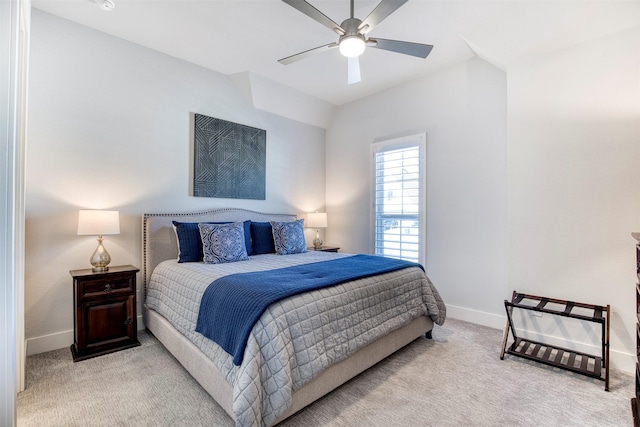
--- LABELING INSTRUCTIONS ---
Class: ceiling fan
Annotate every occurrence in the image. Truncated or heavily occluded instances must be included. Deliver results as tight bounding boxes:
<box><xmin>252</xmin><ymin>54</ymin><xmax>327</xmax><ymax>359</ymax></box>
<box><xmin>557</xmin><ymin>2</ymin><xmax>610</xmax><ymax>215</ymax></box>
<box><xmin>278</xmin><ymin>0</ymin><xmax>433</xmax><ymax>85</ymax></box>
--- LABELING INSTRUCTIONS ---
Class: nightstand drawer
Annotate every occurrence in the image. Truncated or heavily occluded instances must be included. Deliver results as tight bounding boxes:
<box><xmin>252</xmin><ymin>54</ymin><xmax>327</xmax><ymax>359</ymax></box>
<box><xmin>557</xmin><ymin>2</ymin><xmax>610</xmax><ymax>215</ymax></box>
<box><xmin>79</xmin><ymin>275</ymin><xmax>134</xmax><ymax>300</ymax></box>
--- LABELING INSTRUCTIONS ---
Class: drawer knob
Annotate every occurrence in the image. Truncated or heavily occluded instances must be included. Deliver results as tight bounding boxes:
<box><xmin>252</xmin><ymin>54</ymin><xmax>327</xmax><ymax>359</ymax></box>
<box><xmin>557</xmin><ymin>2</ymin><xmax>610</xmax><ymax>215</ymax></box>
<box><xmin>124</xmin><ymin>318</ymin><xmax>132</xmax><ymax>325</ymax></box>
<box><xmin>104</xmin><ymin>284</ymin><xmax>112</xmax><ymax>293</ymax></box>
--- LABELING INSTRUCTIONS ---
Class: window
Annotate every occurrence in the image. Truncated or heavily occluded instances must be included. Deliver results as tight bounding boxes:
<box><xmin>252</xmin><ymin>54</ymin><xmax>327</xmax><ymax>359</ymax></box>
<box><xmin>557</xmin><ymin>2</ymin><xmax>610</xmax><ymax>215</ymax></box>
<box><xmin>372</xmin><ymin>134</ymin><xmax>425</xmax><ymax>264</ymax></box>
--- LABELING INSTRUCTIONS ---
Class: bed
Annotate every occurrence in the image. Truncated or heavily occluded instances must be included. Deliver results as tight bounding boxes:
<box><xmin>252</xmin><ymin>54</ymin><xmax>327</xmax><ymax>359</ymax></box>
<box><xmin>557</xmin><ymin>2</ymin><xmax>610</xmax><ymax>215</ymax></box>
<box><xmin>142</xmin><ymin>208</ymin><xmax>446</xmax><ymax>426</ymax></box>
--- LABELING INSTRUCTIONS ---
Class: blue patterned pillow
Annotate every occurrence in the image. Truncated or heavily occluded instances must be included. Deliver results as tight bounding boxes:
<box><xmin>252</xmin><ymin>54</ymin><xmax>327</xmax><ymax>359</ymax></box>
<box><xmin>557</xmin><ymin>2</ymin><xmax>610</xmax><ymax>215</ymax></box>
<box><xmin>198</xmin><ymin>222</ymin><xmax>249</xmax><ymax>264</ymax></box>
<box><xmin>173</xmin><ymin>220</ymin><xmax>252</xmax><ymax>262</ymax></box>
<box><xmin>270</xmin><ymin>219</ymin><xmax>307</xmax><ymax>255</ymax></box>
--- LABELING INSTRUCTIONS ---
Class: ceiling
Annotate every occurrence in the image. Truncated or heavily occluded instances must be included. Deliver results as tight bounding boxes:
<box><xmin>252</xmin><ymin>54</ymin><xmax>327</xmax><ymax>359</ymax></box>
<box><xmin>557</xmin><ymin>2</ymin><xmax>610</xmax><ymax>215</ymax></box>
<box><xmin>31</xmin><ymin>0</ymin><xmax>640</xmax><ymax>106</ymax></box>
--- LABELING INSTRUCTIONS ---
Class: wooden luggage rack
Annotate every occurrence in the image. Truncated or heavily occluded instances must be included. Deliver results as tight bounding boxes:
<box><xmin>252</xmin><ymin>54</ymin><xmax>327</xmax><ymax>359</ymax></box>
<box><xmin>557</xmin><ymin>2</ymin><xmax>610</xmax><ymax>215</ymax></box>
<box><xmin>500</xmin><ymin>291</ymin><xmax>610</xmax><ymax>391</ymax></box>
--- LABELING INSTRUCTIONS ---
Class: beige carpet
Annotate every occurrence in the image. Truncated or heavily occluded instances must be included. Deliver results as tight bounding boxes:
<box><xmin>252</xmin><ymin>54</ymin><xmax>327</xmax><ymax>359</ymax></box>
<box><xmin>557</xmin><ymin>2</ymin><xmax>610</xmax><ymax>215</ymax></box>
<box><xmin>18</xmin><ymin>318</ymin><xmax>633</xmax><ymax>426</ymax></box>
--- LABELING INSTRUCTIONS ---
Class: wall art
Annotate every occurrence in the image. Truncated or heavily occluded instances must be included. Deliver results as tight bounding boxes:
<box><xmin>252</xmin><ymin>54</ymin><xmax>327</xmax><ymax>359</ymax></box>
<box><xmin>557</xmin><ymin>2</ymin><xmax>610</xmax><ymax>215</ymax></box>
<box><xmin>193</xmin><ymin>114</ymin><xmax>266</xmax><ymax>200</ymax></box>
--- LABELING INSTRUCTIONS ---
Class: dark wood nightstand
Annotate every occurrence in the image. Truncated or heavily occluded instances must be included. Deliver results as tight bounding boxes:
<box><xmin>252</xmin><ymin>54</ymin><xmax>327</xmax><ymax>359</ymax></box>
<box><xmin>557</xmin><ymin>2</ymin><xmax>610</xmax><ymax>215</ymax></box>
<box><xmin>308</xmin><ymin>246</ymin><xmax>340</xmax><ymax>253</ymax></box>
<box><xmin>69</xmin><ymin>265</ymin><xmax>140</xmax><ymax>362</ymax></box>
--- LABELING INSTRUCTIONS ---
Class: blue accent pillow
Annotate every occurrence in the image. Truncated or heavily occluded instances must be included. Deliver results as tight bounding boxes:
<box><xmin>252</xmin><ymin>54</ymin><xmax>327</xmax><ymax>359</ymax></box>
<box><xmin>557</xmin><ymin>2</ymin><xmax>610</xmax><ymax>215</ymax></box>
<box><xmin>173</xmin><ymin>220</ymin><xmax>252</xmax><ymax>262</ymax></box>
<box><xmin>198</xmin><ymin>222</ymin><xmax>249</xmax><ymax>264</ymax></box>
<box><xmin>250</xmin><ymin>222</ymin><xmax>276</xmax><ymax>255</ymax></box>
<box><xmin>270</xmin><ymin>219</ymin><xmax>308</xmax><ymax>255</ymax></box>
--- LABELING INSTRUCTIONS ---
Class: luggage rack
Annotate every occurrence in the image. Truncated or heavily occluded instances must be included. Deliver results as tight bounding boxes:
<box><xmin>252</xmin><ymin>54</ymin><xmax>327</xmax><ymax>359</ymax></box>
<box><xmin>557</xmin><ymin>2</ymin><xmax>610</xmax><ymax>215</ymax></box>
<box><xmin>500</xmin><ymin>291</ymin><xmax>610</xmax><ymax>391</ymax></box>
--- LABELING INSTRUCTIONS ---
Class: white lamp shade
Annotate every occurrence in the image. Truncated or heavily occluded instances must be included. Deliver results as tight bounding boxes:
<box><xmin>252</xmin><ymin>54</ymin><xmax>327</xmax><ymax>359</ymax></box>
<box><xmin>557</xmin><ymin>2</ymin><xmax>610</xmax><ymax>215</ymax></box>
<box><xmin>77</xmin><ymin>210</ymin><xmax>120</xmax><ymax>236</ymax></box>
<box><xmin>306</xmin><ymin>212</ymin><xmax>328</xmax><ymax>229</ymax></box>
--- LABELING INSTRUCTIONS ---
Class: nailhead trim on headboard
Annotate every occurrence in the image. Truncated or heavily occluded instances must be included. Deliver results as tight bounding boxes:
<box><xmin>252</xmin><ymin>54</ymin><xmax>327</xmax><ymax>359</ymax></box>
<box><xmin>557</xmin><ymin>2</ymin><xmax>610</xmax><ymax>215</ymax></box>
<box><xmin>141</xmin><ymin>208</ymin><xmax>297</xmax><ymax>300</ymax></box>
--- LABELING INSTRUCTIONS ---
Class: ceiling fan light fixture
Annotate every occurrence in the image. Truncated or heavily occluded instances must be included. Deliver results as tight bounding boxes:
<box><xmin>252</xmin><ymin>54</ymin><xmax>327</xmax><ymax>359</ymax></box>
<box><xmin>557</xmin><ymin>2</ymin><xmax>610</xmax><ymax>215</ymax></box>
<box><xmin>278</xmin><ymin>0</ymin><xmax>433</xmax><ymax>83</ymax></box>
<box><xmin>339</xmin><ymin>36</ymin><xmax>365</xmax><ymax>58</ymax></box>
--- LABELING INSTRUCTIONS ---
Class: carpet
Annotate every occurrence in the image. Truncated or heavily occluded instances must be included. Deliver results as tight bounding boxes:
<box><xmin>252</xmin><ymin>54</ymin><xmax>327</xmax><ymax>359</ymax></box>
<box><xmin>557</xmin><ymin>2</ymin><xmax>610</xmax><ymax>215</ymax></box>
<box><xmin>17</xmin><ymin>318</ymin><xmax>633</xmax><ymax>426</ymax></box>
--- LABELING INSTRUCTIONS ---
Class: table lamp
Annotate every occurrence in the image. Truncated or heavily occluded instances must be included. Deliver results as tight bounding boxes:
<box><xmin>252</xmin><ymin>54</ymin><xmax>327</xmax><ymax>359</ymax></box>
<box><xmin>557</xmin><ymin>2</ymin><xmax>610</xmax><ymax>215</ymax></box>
<box><xmin>77</xmin><ymin>210</ymin><xmax>120</xmax><ymax>272</ymax></box>
<box><xmin>306</xmin><ymin>212</ymin><xmax>327</xmax><ymax>250</ymax></box>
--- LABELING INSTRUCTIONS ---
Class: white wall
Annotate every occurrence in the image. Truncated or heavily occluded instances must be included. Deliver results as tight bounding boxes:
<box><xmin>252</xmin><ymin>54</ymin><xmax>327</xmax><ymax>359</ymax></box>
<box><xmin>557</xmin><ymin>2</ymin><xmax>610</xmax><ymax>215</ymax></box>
<box><xmin>25</xmin><ymin>10</ymin><xmax>326</xmax><ymax>353</ymax></box>
<box><xmin>508</xmin><ymin>27</ymin><xmax>640</xmax><ymax>369</ymax></box>
<box><xmin>327</xmin><ymin>26</ymin><xmax>640</xmax><ymax>372</ymax></box>
<box><xmin>326</xmin><ymin>57</ymin><xmax>509</xmax><ymax>327</ymax></box>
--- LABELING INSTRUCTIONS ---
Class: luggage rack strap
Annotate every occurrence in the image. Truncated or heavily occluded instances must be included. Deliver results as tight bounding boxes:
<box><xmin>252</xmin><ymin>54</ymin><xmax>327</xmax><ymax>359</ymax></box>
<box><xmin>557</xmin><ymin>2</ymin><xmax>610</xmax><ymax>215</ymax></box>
<box><xmin>506</xmin><ymin>292</ymin><xmax>607</xmax><ymax>323</ymax></box>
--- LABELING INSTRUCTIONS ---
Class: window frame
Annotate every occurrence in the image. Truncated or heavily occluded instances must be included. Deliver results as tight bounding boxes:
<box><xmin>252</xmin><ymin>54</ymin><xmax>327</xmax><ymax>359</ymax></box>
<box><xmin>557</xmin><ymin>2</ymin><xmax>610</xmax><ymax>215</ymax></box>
<box><xmin>371</xmin><ymin>133</ymin><xmax>427</xmax><ymax>265</ymax></box>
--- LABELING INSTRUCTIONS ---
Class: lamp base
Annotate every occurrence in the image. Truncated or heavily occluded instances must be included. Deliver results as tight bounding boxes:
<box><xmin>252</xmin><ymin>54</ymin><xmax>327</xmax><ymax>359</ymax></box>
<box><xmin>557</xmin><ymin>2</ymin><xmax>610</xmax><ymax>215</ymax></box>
<box><xmin>89</xmin><ymin>236</ymin><xmax>112</xmax><ymax>273</ymax></box>
<box><xmin>313</xmin><ymin>230</ymin><xmax>323</xmax><ymax>249</ymax></box>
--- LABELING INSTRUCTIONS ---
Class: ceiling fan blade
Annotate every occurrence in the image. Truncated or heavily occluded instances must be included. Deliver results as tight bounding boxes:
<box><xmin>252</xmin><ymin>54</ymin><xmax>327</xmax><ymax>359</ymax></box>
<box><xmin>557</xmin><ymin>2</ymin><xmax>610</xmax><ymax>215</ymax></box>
<box><xmin>348</xmin><ymin>56</ymin><xmax>361</xmax><ymax>85</ymax></box>
<box><xmin>281</xmin><ymin>0</ymin><xmax>346</xmax><ymax>35</ymax></box>
<box><xmin>358</xmin><ymin>0</ymin><xmax>409</xmax><ymax>34</ymax></box>
<box><xmin>368</xmin><ymin>38</ymin><xmax>433</xmax><ymax>58</ymax></box>
<box><xmin>278</xmin><ymin>42</ymin><xmax>339</xmax><ymax>65</ymax></box>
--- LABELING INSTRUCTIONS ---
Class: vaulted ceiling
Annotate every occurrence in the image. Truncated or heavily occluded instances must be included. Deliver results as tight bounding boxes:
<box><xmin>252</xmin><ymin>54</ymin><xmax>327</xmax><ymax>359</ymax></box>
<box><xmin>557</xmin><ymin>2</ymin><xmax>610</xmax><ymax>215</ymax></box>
<box><xmin>32</xmin><ymin>0</ymin><xmax>640</xmax><ymax>106</ymax></box>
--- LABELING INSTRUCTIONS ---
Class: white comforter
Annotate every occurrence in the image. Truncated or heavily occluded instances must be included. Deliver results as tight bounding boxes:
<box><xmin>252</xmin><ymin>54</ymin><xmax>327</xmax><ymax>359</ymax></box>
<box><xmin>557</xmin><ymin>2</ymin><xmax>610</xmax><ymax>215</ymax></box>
<box><xmin>146</xmin><ymin>251</ymin><xmax>446</xmax><ymax>426</ymax></box>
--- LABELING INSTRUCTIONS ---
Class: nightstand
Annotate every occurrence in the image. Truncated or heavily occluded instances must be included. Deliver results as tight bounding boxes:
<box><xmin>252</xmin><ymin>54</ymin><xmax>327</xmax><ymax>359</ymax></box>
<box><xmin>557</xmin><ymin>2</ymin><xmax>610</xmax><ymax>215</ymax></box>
<box><xmin>308</xmin><ymin>246</ymin><xmax>340</xmax><ymax>253</ymax></box>
<box><xmin>69</xmin><ymin>265</ymin><xmax>140</xmax><ymax>362</ymax></box>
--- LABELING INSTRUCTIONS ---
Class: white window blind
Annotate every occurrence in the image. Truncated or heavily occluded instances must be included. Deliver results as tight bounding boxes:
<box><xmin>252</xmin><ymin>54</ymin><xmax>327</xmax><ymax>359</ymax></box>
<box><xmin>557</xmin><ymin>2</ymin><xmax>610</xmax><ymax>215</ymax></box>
<box><xmin>373</xmin><ymin>137</ymin><xmax>424</xmax><ymax>263</ymax></box>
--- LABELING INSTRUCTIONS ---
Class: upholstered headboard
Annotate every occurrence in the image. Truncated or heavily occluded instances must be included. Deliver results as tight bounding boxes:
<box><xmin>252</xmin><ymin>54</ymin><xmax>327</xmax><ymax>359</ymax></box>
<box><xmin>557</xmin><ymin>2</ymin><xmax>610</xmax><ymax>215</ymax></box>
<box><xmin>141</xmin><ymin>208</ymin><xmax>296</xmax><ymax>298</ymax></box>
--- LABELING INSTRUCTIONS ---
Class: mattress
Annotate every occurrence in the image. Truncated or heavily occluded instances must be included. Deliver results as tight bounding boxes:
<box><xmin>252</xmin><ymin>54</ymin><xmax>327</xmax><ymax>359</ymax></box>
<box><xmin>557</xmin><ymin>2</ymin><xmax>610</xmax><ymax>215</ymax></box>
<box><xmin>146</xmin><ymin>251</ymin><xmax>446</xmax><ymax>426</ymax></box>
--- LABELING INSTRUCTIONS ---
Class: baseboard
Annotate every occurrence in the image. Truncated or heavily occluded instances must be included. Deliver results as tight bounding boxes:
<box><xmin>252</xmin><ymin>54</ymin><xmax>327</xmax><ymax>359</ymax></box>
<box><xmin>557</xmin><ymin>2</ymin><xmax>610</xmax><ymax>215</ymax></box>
<box><xmin>26</xmin><ymin>315</ymin><xmax>146</xmax><ymax>356</ymax></box>
<box><xmin>27</xmin><ymin>309</ymin><xmax>636</xmax><ymax>374</ymax></box>
<box><xmin>446</xmin><ymin>304</ymin><xmax>635</xmax><ymax>374</ymax></box>
<box><xmin>445</xmin><ymin>304</ymin><xmax>506</xmax><ymax>330</ymax></box>
<box><xmin>26</xmin><ymin>329</ymin><xmax>73</xmax><ymax>356</ymax></box>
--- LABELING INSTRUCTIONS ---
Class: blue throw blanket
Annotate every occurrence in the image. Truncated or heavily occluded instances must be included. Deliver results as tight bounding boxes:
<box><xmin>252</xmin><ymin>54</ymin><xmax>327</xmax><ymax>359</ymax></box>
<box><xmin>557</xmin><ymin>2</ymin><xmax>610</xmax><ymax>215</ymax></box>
<box><xmin>195</xmin><ymin>254</ymin><xmax>424</xmax><ymax>365</ymax></box>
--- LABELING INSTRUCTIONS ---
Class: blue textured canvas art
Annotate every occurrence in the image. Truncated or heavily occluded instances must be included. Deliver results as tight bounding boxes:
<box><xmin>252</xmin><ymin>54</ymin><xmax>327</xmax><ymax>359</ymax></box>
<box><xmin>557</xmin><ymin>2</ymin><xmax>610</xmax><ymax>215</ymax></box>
<box><xmin>193</xmin><ymin>114</ymin><xmax>266</xmax><ymax>200</ymax></box>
